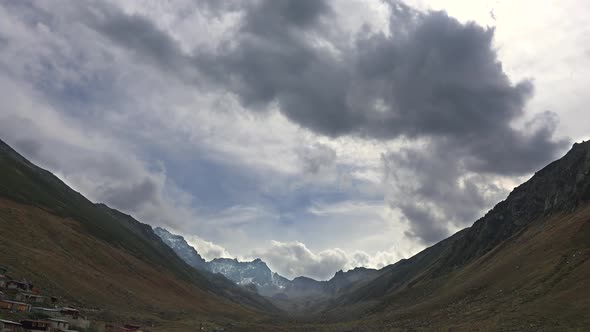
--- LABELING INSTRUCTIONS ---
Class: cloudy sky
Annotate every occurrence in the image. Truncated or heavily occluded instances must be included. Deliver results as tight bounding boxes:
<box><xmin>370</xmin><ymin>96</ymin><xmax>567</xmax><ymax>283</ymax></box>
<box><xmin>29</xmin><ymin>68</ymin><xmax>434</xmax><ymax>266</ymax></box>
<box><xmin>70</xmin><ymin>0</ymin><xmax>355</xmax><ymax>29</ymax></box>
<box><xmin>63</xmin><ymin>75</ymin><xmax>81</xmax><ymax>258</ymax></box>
<box><xmin>0</xmin><ymin>0</ymin><xmax>588</xmax><ymax>280</ymax></box>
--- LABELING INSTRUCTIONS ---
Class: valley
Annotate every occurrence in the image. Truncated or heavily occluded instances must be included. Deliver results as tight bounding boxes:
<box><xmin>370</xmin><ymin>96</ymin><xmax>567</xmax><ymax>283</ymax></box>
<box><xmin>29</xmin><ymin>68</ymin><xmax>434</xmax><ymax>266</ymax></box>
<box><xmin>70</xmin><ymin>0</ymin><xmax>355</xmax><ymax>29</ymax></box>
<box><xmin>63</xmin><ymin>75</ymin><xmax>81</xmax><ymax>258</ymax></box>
<box><xmin>1</xmin><ymin>137</ymin><xmax>589</xmax><ymax>331</ymax></box>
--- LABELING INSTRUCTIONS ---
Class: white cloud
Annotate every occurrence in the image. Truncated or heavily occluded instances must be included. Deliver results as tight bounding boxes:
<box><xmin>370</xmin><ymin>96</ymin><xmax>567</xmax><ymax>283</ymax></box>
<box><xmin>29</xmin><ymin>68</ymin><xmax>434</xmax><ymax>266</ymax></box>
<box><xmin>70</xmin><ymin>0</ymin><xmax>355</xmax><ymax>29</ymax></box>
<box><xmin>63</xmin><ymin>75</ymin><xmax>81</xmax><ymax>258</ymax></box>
<box><xmin>185</xmin><ymin>235</ymin><xmax>232</xmax><ymax>261</ymax></box>
<box><xmin>251</xmin><ymin>240</ymin><xmax>348</xmax><ymax>280</ymax></box>
<box><xmin>249</xmin><ymin>240</ymin><xmax>404</xmax><ymax>280</ymax></box>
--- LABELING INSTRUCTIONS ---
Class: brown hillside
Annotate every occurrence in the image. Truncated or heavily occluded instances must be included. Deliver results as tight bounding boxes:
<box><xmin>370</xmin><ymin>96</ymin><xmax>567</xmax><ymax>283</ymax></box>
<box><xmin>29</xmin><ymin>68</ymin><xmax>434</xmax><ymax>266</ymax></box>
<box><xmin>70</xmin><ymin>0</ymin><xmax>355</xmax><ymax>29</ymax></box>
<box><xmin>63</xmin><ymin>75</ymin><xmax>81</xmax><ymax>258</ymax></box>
<box><xmin>0</xmin><ymin>198</ymin><xmax>264</xmax><ymax>325</ymax></box>
<box><xmin>363</xmin><ymin>203</ymin><xmax>590</xmax><ymax>331</ymax></box>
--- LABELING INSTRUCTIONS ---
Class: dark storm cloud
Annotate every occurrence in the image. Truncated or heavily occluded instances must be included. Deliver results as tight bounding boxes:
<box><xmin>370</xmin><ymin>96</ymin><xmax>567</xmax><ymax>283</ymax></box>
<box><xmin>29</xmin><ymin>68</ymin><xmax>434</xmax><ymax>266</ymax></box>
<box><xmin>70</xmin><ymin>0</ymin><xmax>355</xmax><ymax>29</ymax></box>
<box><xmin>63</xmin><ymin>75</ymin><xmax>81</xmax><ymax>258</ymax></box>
<box><xmin>88</xmin><ymin>0</ymin><xmax>567</xmax><ymax>176</ymax></box>
<box><xmin>60</xmin><ymin>0</ymin><xmax>571</xmax><ymax>244</ymax></box>
<box><xmin>87</xmin><ymin>4</ymin><xmax>190</xmax><ymax>78</ymax></box>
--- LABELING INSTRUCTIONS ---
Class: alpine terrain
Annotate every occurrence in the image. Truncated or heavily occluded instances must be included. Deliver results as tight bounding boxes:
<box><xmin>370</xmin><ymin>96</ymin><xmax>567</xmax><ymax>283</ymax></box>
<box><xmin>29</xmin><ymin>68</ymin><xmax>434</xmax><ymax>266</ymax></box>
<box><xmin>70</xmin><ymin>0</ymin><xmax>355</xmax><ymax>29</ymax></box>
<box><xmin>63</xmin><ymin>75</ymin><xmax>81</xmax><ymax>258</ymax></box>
<box><xmin>1</xmin><ymin>137</ymin><xmax>589</xmax><ymax>331</ymax></box>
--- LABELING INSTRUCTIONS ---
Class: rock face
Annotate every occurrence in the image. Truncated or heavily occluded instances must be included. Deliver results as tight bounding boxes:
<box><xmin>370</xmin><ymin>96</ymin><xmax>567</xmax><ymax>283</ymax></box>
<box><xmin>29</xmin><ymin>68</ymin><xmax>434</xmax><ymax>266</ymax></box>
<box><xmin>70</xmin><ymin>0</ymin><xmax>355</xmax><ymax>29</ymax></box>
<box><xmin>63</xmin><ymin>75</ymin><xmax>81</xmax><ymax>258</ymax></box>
<box><xmin>153</xmin><ymin>227</ymin><xmax>291</xmax><ymax>295</ymax></box>
<box><xmin>154</xmin><ymin>227</ymin><xmax>209</xmax><ymax>271</ymax></box>
<box><xmin>208</xmin><ymin>258</ymin><xmax>291</xmax><ymax>297</ymax></box>
<box><xmin>154</xmin><ymin>227</ymin><xmax>382</xmax><ymax>298</ymax></box>
<box><xmin>443</xmin><ymin>140</ymin><xmax>590</xmax><ymax>269</ymax></box>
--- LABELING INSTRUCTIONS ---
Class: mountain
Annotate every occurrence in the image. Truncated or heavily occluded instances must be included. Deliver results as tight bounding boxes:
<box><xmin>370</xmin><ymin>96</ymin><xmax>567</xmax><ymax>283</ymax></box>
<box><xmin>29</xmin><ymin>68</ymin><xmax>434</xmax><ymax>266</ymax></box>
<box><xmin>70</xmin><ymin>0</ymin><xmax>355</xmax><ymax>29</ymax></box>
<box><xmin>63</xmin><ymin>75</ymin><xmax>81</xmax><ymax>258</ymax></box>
<box><xmin>0</xmin><ymin>138</ymin><xmax>276</xmax><ymax>327</ymax></box>
<box><xmin>153</xmin><ymin>227</ymin><xmax>293</xmax><ymax>296</ymax></box>
<box><xmin>154</xmin><ymin>227</ymin><xmax>382</xmax><ymax>302</ymax></box>
<box><xmin>3</xmin><ymin>134</ymin><xmax>589</xmax><ymax>330</ymax></box>
<box><xmin>208</xmin><ymin>258</ymin><xmax>290</xmax><ymax>296</ymax></box>
<box><xmin>153</xmin><ymin>227</ymin><xmax>208</xmax><ymax>271</ymax></box>
<box><xmin>316</xmin><ymin>141</ymin><xmax>590</xmax><ymax>330</ymax></box>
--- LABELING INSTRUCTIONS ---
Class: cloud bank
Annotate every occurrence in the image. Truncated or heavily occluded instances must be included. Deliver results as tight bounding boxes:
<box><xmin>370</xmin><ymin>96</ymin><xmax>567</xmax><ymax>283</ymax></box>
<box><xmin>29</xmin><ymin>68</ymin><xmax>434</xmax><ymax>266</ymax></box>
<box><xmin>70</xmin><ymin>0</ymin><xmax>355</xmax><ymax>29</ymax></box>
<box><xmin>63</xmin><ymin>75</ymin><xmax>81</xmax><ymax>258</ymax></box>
<box><xmin>84</xmin><ymin>0</ymin><xmax>568</xmax><ymax>243</ymax></box>
<box><xmin>0</xmin><ymin>0</ymin><xmax>572</xmax><ymax>278</ymax></box>
<box><xmin>251</xmin><ymin>240</ymin><xmax>402</xmax><ymax>280</ymax></box>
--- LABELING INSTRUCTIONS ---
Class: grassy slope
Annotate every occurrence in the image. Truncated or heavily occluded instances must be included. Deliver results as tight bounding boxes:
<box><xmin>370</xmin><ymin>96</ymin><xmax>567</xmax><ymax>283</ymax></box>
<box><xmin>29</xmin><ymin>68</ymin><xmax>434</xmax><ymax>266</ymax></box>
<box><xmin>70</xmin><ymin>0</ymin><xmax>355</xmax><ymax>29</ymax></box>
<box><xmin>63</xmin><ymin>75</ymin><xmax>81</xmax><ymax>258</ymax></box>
<box><xmin>241</xmin><ymin>204</ymin><xmax>590</xmax><ymax>331</ymax></box>
<box><xmin>0</xmin><ymin>199</ymin><xmax>261</xmax><ymax>323</ymax></box>
<box><xmin>365</xmin><ymin>203</ymin><xmax>590</xmax><ymax>331</ymax></box>
<box><xmin>292</xmin><ymin>142</ymin><xmax>590</xmax><ymax>330</ymax></box>
<box><xmin>0</xmin><ymin>139</ymin><xmax>196</xmax><ymax>283</ymax></box>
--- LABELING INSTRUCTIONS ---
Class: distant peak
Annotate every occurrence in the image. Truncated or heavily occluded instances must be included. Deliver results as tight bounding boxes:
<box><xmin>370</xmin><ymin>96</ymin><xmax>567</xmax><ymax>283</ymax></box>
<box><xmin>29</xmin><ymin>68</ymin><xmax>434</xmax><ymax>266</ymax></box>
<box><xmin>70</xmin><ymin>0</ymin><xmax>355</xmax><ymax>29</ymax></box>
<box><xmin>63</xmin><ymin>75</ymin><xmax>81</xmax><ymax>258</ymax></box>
<box><xmin>154</xmin><ymin>227</ymin><xmax>208</xmax><ymax>271</ymax></box>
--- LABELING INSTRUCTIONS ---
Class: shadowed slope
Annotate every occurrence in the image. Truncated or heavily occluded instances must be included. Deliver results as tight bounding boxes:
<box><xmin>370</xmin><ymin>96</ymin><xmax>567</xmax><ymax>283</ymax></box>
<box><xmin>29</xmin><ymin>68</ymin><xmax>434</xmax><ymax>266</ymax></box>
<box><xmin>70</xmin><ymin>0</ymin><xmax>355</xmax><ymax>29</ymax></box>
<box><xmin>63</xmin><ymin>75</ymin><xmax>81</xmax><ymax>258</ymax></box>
<box><xmin>316</xmin><ymin>141</ymin><xmax>590</xmax><ymax>330</ymax></box>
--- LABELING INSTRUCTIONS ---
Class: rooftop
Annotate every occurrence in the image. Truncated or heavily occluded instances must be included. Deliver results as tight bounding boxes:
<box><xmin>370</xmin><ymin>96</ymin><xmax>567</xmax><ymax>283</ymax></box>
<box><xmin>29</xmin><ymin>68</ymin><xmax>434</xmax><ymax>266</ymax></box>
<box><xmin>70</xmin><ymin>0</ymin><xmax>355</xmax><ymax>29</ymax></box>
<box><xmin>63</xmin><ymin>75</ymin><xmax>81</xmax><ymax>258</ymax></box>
<box><xmin>61</xmin><ymin>307</ymin><xmax>80</xmax><ymax>312</ymax></box>
<box><xmin>32</xmin><ymin>307</ymin><xmax>60</xmax><ymax>311</ymax></box>
<box><xmin>0</xmin><ymin>299</ymin><xmax>28</xmax><ymax>305</ymax></box>
<box><xmin>0</xmin><ymin>319</ymin><xmax>22</xmax><ymax>325</ymax></box>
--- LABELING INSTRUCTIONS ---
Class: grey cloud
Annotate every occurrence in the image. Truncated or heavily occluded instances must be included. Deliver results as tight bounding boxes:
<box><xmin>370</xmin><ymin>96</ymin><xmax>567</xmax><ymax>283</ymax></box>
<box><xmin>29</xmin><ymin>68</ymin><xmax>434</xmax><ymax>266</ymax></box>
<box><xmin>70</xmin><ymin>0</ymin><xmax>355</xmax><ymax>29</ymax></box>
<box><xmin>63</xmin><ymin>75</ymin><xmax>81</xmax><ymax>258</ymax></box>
<box><xmin>0</xmin><ymin>114</ymin><xmax>172</xmax><ymax>228</ymax></box>
<box><xmin>86</xmin><ymin>4</ymin><xmax>191</xmax><ymax>79</ymax></box>
<box><xmin>297</xmin><ymin>143</ymin><xmax>337</xmax><ymax>174</ymax></box>
<box><xmin>98</xmin><ymin>178</ymin><xmax>161</xmax><ymax>212</ymax></box>
<box><xmin>242</xmin><ymin>0</ymin><xmax>331</xmax><ymax>31</ymax></box>
<box><xmin>73</xmin><ymin>0</ymin><xmax>570</xmax><ymax>246</ymax></box>
<box><xmin>0</xmin><ymin>0</ymin><xmax>573</xmax><ymax>263</ymax></box>
<box><xmin>398</xmin><ymin>203</ymin><xmax>450</xmax><ymax>244</ymax></box>
<box><xmin>87</xmin><ymin>0</ymin><xmax>567</xmax><ymax>176</ymax></box>
<box><xmin>462</xmin><ymin>111</ymin><xmax>568</xmax><ymax>175</ymax></box>
<box><xmin>13</xmin><ymin>139</ymin><xmax>42</xmax><ymax>158</ymax></box>
<box><xmin>382</xmin><ymin>142</ymin><xmax>509</xmax><ymax>245</ymax></box>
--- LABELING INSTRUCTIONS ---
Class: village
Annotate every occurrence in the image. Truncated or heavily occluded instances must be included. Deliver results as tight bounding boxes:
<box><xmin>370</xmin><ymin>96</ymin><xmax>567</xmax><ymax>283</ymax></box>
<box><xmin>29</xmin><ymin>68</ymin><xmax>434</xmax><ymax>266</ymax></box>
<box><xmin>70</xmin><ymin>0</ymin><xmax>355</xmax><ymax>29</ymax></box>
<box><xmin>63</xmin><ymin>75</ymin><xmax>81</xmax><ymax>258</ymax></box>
<box><xmin>0</xmin><ymin>266</ymin><xmax>144</xmax><ymax>332</ymax></box>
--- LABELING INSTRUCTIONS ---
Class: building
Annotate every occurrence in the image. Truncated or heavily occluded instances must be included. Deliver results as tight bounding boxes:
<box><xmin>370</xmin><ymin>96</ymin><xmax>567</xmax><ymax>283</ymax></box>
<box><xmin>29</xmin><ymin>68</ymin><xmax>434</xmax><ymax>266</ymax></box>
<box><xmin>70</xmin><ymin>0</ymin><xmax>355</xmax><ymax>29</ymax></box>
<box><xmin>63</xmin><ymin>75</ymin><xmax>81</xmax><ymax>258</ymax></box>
<box><xmin>0</xmin><ymin>319</ymin><xmax>24</xmax><ymax>332</ymax></box>
<box><xmin>47</xmin><ymin>319</ymin><xmax>70</xmax><ymax>331</ymax></box>
<box><xmin>5</xmin><ymin>281</ymin><xmax>30</xmax><ymax>292</ymax></box>
<box><xmin>30</xmin><ymin>307</ymin><xmax>60</xmax><ymax>318</ymax></box>
<box><xmin>0</xmin><ymin>299</ymin><xmax>32</xmax><ymax>312</ymax></box>
<box><xmin>59</xmin><ymin>307</ymin><xmax>89</xmax><ymax>329</ymax></box>
<box><xmin>0</xmin><ymin>266</ymin><xmax>7</xmax><ymax>277</ymax></box>
<box><xmin>19</xmin><ymin>320</ymin><xmax>50</xmax><ymax>331</ymax></box>
<box><xmin>59</xmin><ymin>308</ymin><xmax>79</xmax><ymax>319</ymax></box>
<box><xmin>14</xmin><ymin>293</ymin><xmax>47</xmax><ymax>305</ymax></box>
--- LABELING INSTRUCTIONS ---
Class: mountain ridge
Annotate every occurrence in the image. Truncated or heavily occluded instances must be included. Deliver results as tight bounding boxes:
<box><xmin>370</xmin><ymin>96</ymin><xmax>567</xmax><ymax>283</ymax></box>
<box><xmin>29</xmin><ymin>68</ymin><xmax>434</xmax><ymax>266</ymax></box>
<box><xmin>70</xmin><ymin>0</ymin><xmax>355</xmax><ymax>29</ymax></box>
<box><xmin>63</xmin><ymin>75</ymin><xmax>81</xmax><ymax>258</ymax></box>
<box><xmin>154</xmin><ymin>226</ymin><xmax>382</xmax><ymax>301</ymax></box>
<box><xmin>0</xmin><ymin>137</ymin><xmax>278</xmax><ymax>323</ymax></box>
<box><xmin>314</xmin><ymin>141</ymin><xmax>590</xmax><ymax>328</ymax></box>
<box><xmin>1</xmin><ymin>136</ymin><xmax>589</xmax><ymax>330</ymax></box>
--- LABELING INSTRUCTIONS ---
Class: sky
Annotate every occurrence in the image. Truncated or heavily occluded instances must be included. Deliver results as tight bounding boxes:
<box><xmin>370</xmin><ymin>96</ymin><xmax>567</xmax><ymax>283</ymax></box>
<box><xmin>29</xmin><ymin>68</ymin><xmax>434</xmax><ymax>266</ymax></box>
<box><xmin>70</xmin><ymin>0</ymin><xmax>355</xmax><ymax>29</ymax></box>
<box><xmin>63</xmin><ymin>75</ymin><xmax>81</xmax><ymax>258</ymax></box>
<box><xmin>0</xmin><ymin>0</ymin><xmax>588</xmax><ymax>280</ymax></box>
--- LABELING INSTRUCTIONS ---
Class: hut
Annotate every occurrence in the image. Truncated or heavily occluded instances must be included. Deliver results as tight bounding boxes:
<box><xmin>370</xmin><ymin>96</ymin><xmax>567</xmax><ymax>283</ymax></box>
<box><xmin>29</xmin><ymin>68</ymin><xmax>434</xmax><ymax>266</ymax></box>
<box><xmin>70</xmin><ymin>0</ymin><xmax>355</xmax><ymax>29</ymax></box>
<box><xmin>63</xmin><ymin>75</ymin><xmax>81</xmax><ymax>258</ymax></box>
<box><xmin>15</xmin><ymin>293</ymin><xmax>47</xmax><ymax>305</ymax></box>
<box><xmin>5</xmin><ymin>281</ymin><xmax>30</xmax><ymax>291</ymax></box>
<box><xmin>0</xmin><ymin>319</ymin><xmax>24</xmax><ymax>332</ymax></box>
<box><xmin>0</xmin><ymin>299</ymin><xmax>31</xmax><ymax>312</ymax></box>
<box><xmin>47</xmin><ymin>318</ymin><xmax>70</xmax><ymax>331</ymax></box>
<box><xmin>19</xmin><ymin>320</ymin><xmax>50</xmax><ymax>331</ymax></box>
